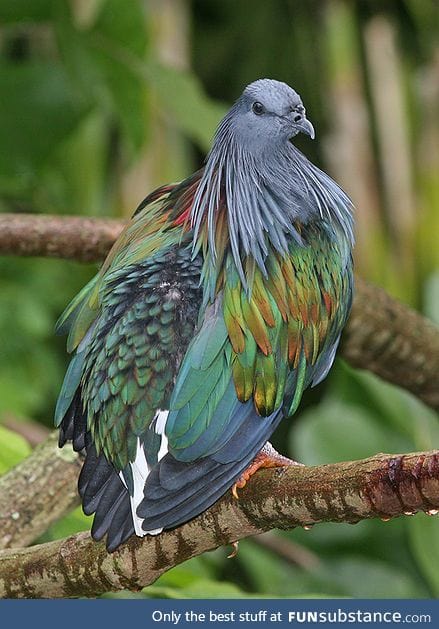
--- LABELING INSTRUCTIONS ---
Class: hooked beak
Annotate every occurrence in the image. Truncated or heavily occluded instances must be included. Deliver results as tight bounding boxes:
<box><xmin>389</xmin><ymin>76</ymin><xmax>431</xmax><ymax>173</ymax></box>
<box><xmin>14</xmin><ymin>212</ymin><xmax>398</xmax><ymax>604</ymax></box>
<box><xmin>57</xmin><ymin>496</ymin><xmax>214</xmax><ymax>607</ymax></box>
<box><xmin>294</xmin><ymin>116</ymin><xmax>315</xmax><ymax>139</ymax></box>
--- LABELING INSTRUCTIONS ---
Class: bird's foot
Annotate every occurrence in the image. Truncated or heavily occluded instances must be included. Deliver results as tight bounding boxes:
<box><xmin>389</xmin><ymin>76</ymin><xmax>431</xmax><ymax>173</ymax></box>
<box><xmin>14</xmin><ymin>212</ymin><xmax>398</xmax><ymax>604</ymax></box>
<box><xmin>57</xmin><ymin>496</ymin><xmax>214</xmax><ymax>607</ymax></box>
<box><xmin>232</xmin><ymin>442</ymin><xmax>302</xmax><ymax>499</ymax></box>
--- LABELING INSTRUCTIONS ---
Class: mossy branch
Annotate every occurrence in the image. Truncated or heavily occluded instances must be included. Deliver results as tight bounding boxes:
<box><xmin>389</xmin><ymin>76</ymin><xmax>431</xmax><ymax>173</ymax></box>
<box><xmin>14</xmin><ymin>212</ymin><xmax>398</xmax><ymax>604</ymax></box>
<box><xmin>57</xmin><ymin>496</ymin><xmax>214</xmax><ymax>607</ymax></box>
<box><xmin>1</xmin><ymin>442</ymin><xmax>439</xmax><ymax>598</ymax></box>
<box><xmin>0</xmin><ymin>433</ymin><xmax>81</xmax><ymax>550</ymax></box>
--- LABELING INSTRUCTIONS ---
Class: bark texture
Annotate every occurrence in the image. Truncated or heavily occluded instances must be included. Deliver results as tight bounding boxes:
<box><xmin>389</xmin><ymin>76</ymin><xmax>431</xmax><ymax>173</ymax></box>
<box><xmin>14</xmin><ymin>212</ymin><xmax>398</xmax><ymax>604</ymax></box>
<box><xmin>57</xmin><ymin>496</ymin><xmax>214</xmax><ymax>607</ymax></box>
<box><xmin>0</xmin><ymin>448</ymin><xmax>438</xmax><ymax>598</ymax></box>
<box><xmin>0</xmin><ymin>213</ymin><xmax>123</xmax><ymax>263</ymax></box>
<box><xmin>342</xmin><ymin>279</ymin><xmax>439</xmax><ymax>410</ymax></box>
<box><xmin>0</xmin><ymin>433</ymin><xmax>81</xmax><ymax>550</ymax></box>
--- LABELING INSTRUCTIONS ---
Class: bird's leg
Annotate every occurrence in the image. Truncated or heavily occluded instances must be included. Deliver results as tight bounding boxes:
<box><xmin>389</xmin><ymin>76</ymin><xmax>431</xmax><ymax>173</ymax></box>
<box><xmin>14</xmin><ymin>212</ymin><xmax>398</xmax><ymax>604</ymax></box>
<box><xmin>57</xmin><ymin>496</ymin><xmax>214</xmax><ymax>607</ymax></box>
<box><xmin>232</xmin><ymin>442</ymin><xmax>302</xmax><ymax>499</ymax></box>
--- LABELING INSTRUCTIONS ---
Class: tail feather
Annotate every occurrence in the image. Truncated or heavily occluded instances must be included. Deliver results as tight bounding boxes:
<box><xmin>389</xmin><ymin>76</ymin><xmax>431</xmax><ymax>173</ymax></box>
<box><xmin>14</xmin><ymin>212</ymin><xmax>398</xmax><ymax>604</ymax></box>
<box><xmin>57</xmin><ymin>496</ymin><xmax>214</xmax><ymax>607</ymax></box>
<box><xmin>91</xmin><ymin>489</ymin><xmax>130</xmax><ymax>541</ymax></box>
<box><xmin>140</xmin><ymin>456</ymin><xmax>246</xmax><ymax>531</ymax></box>
<box><xmin>58</xmin><ymin>390</ymin><xmax>86</xmax><ymax>451</ymax></box>
<box><xmin>58</xmin><ymin>387</ymin><xmax>285</xmax><ymax>549</ymax></box>
<box><xmin>80</xmin><ymin>453</ymin><xmax>115</xmax><ymax>505</ymax></box>
<box><xmin>138</xmin><ymin>406</ymin><xmax>283</xmax><ymax>532</ymax></box>
<box><xmin>82</xmin><ymin>474</ymin><xmax>116</xmax><ymax>516</ymax></box>
<box><xmin>58</xmin><ymin>389</ymin><xmax>135</xmax><ymax>551</ymax></box>
<box><xmin>106</xmin><ymin>498</ymin><xmax>135</xmax><ymax>552</ymax></box>
<box><xmin>78</xmin><ymin>438</ymin><xmax>135</xmax><ymax>549</ymax></box>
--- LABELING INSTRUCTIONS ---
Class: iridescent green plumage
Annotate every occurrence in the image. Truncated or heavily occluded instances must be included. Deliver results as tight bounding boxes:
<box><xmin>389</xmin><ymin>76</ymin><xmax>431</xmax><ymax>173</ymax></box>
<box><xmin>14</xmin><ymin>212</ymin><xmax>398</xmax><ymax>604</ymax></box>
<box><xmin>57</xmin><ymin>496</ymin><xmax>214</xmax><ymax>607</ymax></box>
<box><xmin>166</xmin><ymin>220</ymin><xmax>352</xmax><ymax>459</ymax></box>
<box><xmin>56</xmin><ymin>184</ymin><xmax>203</xmax><ymax>475</ymax></box>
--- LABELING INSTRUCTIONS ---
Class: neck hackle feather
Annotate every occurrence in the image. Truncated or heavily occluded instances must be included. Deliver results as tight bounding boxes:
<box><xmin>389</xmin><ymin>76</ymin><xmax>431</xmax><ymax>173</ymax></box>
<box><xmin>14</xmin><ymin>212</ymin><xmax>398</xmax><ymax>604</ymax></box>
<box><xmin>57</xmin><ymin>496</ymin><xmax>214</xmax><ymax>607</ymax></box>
<box><xmin>190</xmin><ymin>104</ymin><xmax>354</xmax><ymax>297</ymax></box>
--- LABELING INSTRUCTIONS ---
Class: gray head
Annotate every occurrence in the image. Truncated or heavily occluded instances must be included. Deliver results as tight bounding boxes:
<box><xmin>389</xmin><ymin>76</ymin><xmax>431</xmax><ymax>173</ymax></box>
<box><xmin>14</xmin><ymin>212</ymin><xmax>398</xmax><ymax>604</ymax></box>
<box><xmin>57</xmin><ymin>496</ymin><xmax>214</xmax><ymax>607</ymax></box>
<box><xmin>220</xmin><ymin>79</ymin><xmax>315</xmax><ymax>154</ymax></box>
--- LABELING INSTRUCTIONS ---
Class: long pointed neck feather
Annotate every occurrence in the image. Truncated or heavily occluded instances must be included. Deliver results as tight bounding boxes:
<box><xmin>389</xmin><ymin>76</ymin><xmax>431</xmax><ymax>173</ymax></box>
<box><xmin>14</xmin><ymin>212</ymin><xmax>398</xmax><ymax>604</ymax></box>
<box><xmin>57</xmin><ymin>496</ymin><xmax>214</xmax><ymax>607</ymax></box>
<box><xmin>190</xmin><ymin>116</ymin><xmax>354</xmax><ymax>298</ymax></box>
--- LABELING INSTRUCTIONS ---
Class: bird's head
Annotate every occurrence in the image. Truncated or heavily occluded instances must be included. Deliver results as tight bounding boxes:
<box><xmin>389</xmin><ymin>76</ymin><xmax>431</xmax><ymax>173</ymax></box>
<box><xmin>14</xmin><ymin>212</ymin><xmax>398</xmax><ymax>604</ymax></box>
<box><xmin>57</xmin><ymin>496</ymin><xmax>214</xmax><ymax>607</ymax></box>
<box><xmin>220</xmin><ymin>78</ymin><xmax>315</xmax><ymax>155</ymax></box>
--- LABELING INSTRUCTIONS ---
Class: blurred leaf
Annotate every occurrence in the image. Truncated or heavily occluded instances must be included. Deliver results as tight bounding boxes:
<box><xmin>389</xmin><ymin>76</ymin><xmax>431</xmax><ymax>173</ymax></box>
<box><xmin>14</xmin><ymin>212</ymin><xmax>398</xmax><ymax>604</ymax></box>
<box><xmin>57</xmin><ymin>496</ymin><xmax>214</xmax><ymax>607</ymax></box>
<box><xmin>88</xmin><ymin>0</ymin><xmax>149</xmax><ymax>151</ymax></box>
<box><xmin>424</xmin><ymin>271</ymin><xmax>439</xmax><ymax>325</ymax></box>
<box><xmin>153</xmin><ymin>556</ymin><xmax>214</xmax><ymax>589</ymax></box>
<box><xmin>292</xmin><ymin>398</ymin><xmax>408</xmax><ymax>465</ymax></box>
<box><xmin>236</xmin><ymin>539</ymin><xmax>305</xmax><ymax>596</ymax></box>
<box><xmin>148</xmin><ymin>554</ymin><xmax>251</xmax><ymax>599</ymax></box>
<box><xmin>330</xmin><ymin>362</ymin><xmax>415</xmax><ymax>439</ymax></box>
<box><xmin>92</xmin><ymin>0</ymin><xmax>146</xmax><ymax>57</ymax></box>
<box><xmin>0</xmin><ymin>258</ymin><xmax>95</xmax><ymax>420</ymax></box>
<box><xmin>39</xmin><ymin>110</ymin><xmax>109</xmax><ymax>216</ymax></box>
<box><xmin>230</xmin><ymin>538</ymin><xmax>335</xmax><ymax>598</ymax></box>
<box><xmin>0</xmin><ymin>0</ymin><xmax>53</xmax><ymax>23</ymax></box>
<box><xmin>39</xmin><ymin>506</ymin><xmax>92</xmax><ymax>542</ymax></box>
<box><xmin>322</xmin><ymin>556</ymin><xmax>426</xmax><ymax>598</ymax></box>
<box><xmin>408</xmin><ymin>395</ymin><xmax>439</xmax><ymax>452</ymax></box>
<box><xmin>409</xmin><ymin>513</ymin><xmax>439</xmax><ymax>596</ymax></box>
<box><xmin>0</xmin><ymin>424</ymin><xmax>31</xmax><ymax>474</ymax></box>
<box><xmin>0</xmin><ymin>61</ymin><xmax>90</xmax><ymax>185</ymax></box>
<box><xmin>330</xmin><ymin>362</ymin><xmax>439</xmax><ymax>453</ymax></box>
<box><xmin>146</xmin><ymin>580</ymin><xmax>249</xmax><ymax>599</ymax></box>
<box><xmin>292</xmin><ymin>518</ymin><xmax>393</xmax><ymax>558</ymax></box>
<box><xmin>149</xmin><ymin>64</ymin><xmax>227</xmax><ymax>151</ymax></box>
<box><xmin>55</xmin><ymin>0</ymin><xmax>148</xmax><ymax>154</ymax></box>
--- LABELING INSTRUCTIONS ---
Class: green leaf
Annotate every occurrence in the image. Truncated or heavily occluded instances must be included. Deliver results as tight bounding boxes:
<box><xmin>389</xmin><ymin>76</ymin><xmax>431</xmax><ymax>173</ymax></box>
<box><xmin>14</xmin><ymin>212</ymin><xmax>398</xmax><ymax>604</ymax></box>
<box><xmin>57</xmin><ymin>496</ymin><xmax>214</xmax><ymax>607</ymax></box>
<box><xmin>92</xmin><ymin>0</ymin><xmax>146</xmax><ymax>57</ymax></box>
<box><xmin>409</xmin><ymin>513</ymin><xmax>439</xmax><ymax>596</ymax></box>
<box><xmin>0</xmin><ymin>0</ymin><xmax>53</xmax><ymax>23</ymax></box>
<box><xmin>41</xmin><ymin>110</ymin><xmax>109</xmax><ymax>216</ymax></box>
<box><xmin>0</xmin><ymin>425</ymin><xmax>31</xmax><ymax>474</ymax></box>
<box><xmin>321</xmin><ymin>556</ymin><xmax>426</xmax><ymax>598</ymax></box>
<box><xmin>39</xmin><ymin>506</ymin><xmax>92</xmax><ymax>542</ymax></box>
<box><xmin>147</xmin><ymin>554</ymin><xmax>250</xmax><ymax>599</ymax></box>
<box><xmin>0</xmin><ymin>258</ymin><xmax>95</xmax><ymax>419</ymax></box>
<box><xmin>152</xmin><ymin>556</ymin><xmax>213</xmax><ymax>589</ymax></box>
<box><xmin>330</xmin><ymin>361</ymin><xmax>415</xmax><ymax>439</ymax></box>
<box><xmin>424</xmin><ymin>271</ymin><xmax>439</xmax><ymax>325</ymax></box>
<box><xmin>291</xmin><ymin>398</ymin><xmax>409</xmax><ymax>465</ymax></box>
<box><xmin>88</xmin><ymin>0</ymin><xmax>149</xmax><ymax>151</ymax></box>
<box><xmin>0</xmin><ymin>61</ymin><xmax>90</xmax><ymax>184</ymax></box>
<box><xmin>146</xmin><ymin>580</ymin><xmax>249</xmax><ymax>599</ymax></box>
<box><xmin>149</xmin><ymin>64</ymin><xmax>227</xmax><ymax>152</ymax></box>
<box><xmin>54</xmin><ymin>0</ymin><xmax>149</xmax><ymax>153</ymax></box>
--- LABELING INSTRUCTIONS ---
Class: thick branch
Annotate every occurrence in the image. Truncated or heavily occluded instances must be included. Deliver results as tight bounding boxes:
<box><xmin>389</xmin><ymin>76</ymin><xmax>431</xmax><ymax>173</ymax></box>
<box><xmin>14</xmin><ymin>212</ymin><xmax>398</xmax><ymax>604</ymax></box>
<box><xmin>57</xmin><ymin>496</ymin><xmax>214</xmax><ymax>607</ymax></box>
<box><xmin>342</xmin><ymin>280</ymin><xmax>439</xmax><ymax>410</ymax></box>
<box><xmin>0</xmin><ymin>213</ymin><xmax>438</xmax><ymax>410</ymax></box>
<box><xmin>0</xmin><ymin>433</ymin><xmax>81</xmax><ymax>550</ymax></box>
<box><xmin>1</xmin><ymin>448</ymin><xmax>439</xmax><ymax>598</ymax></box>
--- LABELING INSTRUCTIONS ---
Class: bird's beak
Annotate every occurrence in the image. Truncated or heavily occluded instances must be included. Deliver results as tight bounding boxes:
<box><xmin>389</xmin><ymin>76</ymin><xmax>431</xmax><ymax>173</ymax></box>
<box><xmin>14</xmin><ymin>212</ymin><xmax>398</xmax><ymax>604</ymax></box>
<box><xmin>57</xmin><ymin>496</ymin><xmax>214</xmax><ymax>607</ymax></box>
<box><xmin>295</xmin><ymin>116</ymin><xmax>315</xmax><ymax>139</ymax></box>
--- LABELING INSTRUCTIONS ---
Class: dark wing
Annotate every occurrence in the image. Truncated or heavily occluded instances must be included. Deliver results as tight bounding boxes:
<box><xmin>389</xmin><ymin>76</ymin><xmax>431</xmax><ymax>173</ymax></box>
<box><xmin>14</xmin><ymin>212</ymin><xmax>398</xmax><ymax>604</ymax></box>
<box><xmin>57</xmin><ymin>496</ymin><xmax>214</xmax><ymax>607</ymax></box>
<box><xmin>55</xmin><ymin>185</ymin><xmax>203</xmax><ymax>550</ymax></box>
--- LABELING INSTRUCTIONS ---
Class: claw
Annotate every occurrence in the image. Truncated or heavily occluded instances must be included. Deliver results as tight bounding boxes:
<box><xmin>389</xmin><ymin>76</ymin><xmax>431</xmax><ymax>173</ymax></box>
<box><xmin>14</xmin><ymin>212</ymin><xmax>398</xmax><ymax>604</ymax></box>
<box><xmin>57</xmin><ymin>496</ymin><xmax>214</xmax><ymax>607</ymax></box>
<box><xmin>230</xmin><ymin>442</ymin><xmax>301</xmax><ymax>500</ymax></box>
<box><xmin>227</xmin><ymin>541</ymin><xmax>239</xmax><ymax>558</ymax></box>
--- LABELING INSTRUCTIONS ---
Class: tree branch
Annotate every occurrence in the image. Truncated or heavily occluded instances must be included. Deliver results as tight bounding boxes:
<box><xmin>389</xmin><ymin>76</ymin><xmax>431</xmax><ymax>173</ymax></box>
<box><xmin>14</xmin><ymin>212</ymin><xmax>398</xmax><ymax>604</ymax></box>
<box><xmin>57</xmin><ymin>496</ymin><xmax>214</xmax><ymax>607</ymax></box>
<box><xmin>0</xmin><ymin>213</ymin><xmax>123</xmax><ymax>263</ymax></box>
<box><xmin>0</xmin><ymin>213</ymin><xmax>438</xmax><ymax>410</ymax></box>
<box><xmin>0</xmin><ymin>433</ymin><xmax>81</xmax><ymax>550</ymax></box>
<box><xmin>1</xmin><ymin>447</ymin><xmax>439</xmax><ymax>598</ymax></box>
<box><xmin>342</xmin><ymin>280</ymin><xmax>439</xmax><ymax>411</ymax></box>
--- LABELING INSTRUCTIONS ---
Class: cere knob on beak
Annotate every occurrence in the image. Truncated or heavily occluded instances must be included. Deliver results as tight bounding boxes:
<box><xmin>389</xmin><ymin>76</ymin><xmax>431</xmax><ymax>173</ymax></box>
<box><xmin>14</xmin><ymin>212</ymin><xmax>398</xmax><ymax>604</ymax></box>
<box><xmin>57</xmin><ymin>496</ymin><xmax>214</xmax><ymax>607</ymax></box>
<box><xmin>293</xmin><ymin>111</ymin><xmax>315</xmax><ymax>139</ymax></box>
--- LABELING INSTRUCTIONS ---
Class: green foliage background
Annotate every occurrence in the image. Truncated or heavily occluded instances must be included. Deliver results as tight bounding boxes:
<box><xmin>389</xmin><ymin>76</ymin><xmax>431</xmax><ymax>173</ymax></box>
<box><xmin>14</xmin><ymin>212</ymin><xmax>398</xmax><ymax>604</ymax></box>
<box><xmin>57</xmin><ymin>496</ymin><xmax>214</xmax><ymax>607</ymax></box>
<box><xmin>0</xmin><ymin>0</ymin><xmax>438</xmax><ymax>598</ymax></box>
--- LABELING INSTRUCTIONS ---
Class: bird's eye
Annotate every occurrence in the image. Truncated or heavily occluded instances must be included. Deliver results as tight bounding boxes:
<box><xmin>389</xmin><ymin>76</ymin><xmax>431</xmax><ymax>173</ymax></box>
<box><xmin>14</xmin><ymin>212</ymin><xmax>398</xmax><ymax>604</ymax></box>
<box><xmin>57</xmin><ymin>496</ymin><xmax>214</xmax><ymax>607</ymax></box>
<box><xmin>252</xmin><ymin>101</ymin><xmax>264</xmax><ymax>115</ymax></box>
